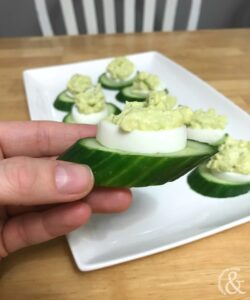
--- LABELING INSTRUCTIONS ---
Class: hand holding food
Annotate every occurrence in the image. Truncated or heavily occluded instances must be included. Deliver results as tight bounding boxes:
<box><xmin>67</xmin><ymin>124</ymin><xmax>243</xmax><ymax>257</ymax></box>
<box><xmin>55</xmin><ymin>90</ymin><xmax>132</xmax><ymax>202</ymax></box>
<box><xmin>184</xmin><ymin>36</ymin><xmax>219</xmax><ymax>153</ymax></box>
<box><xmin>0</xmin><ymin>121</ymin><xmax>132</xmax><ymax>258</ymax></box>
<box><xmin>59</xmin><ymin>96</ymin><xmax>218</xmax><ymax>187</ymax></box>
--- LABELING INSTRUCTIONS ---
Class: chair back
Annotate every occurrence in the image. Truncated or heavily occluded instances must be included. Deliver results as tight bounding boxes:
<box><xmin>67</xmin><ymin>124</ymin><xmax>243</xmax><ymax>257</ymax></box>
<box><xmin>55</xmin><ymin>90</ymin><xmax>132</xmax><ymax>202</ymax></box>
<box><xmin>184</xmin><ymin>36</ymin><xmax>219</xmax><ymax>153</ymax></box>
<box><xmin>34</xmin><ymin>0</ymin><xmax>202</xmax><ymax>36</ymax></box>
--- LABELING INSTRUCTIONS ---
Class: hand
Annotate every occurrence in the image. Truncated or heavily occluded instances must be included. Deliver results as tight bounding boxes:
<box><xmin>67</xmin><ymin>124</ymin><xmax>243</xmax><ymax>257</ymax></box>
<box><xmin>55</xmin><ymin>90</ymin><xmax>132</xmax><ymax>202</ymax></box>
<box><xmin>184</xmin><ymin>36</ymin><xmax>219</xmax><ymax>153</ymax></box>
<box><xmin>0</xmin><ymin>121</ymin><xmax>132</xmax><ymax>259</ymax></box>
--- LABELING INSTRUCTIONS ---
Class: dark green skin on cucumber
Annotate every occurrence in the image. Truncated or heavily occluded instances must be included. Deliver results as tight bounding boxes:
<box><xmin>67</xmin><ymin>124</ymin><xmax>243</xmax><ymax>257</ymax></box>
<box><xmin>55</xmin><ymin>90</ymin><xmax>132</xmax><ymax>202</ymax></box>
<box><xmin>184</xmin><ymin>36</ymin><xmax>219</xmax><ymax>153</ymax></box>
<box><xmin>58</xmin><ymin>138</ymin><xmax>217</xmax><ymax>188</ymax></box>
<box><xmin>187</xmin><ymin>163</ymin><xmax>250</xmax><ymax>198</ymax></box>
<box><xmin>98</xmin><ymin>73</ymin><xmax>135</xmax><ymax>90</ymax></box>
<box><xmin>116</xmin><ymin>87</ymin><xmax>147</xmax><ymax>103</ymax></box>
<box><xmin>63</xmin><ymin>113</ymin><xmax>74</xmax><ymax>123</ymax></box>
<box><xmin>62</xmin><ymin>103</ymin><xmax>121</xmax><ymax>123</ymax></box>
<box><xmin>54</xmin><ymin>90</ymin><xmax>74</xmax><ymax>112</ymax></box>
<box><xmin>116</xmin><ymin>87</ymin><xmax>169</xmax><ymax>103</ymax></box>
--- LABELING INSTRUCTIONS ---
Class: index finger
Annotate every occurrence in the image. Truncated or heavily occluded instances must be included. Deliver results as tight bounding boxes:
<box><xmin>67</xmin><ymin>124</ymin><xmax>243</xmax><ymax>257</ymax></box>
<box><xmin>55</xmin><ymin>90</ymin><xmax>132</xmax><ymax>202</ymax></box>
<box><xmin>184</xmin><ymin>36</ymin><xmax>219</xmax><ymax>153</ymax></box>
<box><xmin>0</xmin><ymin>121</ymin><xmax>96</xmax><ymax>158</ymax></box>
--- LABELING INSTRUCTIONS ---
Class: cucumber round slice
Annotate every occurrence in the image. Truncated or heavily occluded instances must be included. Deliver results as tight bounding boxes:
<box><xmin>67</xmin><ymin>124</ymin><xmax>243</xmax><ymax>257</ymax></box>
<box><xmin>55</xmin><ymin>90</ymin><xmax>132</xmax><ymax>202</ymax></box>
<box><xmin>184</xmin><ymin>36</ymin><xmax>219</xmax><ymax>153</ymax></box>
<box><xmin>187</xmin><ymin>163</ymin><xmax>250</xmax><ymax>198</ymax></box>
<box><xmin>63</xmin><ymin>103</ymin><xmax>121</xmax><ymax>123</ymax></box>
<box><xmin>98</xmin><ymin>73</ymin><xmax>135</xmax><ymax>90</ymax></box>
<box><xmin>54</xmin><ymin>90</ymin><xmax>74</xmax><ymax>112</ymax></box>
<box><xmin>116</xmin><ymin>87</ymin><xmax>169</xmax><ymax>103</ymax></box>
<box><xmin>63</xmin><ymin>113</ymin><xmax>75</xmax><ymax>123</ymax></box>
<box><xmin>106</xmin><ymin>103</ymin><xmax>121</xmax><ymax>115</ymax></box>
<box><xmin>58</xmin><ymin>138</ymin><xmax>217</xmax><ymax>187</ymax></box>
<box><xmin>116</xmin><ymin>86</ymin><xmax>147</xmax><ymax>102</ymax></box>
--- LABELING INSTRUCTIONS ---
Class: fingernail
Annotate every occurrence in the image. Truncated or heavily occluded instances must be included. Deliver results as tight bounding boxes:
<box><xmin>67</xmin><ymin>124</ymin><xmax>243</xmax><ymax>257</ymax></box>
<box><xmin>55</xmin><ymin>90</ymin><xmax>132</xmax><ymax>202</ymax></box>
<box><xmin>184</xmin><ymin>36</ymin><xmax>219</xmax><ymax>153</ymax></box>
<box><xmin>55</xmin><ymin>162</ymin><xmax>93</xmax><ymax>194</ymax></box>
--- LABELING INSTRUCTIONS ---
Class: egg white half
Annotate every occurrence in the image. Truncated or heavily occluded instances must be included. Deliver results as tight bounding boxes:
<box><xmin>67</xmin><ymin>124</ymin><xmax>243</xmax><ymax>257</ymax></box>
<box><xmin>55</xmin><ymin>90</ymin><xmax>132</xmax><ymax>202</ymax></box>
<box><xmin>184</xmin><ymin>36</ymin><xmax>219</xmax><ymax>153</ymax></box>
<box><xmin>106</xmin><ymin>70</ymin><xmax>137</xmax><ymax>82</ymax></box>
<box><xmin>211</xmin><ymin>170</ymin><xmax>250</xmax><ymax>184</ymax></box>
<box><xmin>72</xmin><ymin>105</ymin><xmax>108</xmax><ymax>124</ymax></box>
<box><xmin>187</xmin><ymin>128</ymin><xmax>226</xmax><ymax>144</ymax></box>
<box><xmin>96</xmin><ymin>120</ymin><xmax>187</xmax><ymax>154</ymax></box>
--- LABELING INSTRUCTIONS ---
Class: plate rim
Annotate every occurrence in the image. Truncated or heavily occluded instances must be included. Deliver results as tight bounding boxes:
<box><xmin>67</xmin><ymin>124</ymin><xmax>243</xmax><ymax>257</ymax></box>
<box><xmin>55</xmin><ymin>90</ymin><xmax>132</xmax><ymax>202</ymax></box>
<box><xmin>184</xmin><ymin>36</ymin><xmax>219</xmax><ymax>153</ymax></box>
<box><xmin>67</xmin><ymin>216</ymin><xmax>250</xmax><ymax>271</ymax></box>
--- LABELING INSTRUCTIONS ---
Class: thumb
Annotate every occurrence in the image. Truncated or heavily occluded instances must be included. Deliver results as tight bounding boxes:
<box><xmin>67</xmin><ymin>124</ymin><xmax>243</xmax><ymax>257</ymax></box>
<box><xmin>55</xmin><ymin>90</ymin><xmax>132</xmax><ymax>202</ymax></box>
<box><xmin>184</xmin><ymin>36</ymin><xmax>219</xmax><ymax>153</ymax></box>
<box><xmin>0</xmin><ymin>156</ymin><xmax>94</xmax><ymax>205</ymax></box>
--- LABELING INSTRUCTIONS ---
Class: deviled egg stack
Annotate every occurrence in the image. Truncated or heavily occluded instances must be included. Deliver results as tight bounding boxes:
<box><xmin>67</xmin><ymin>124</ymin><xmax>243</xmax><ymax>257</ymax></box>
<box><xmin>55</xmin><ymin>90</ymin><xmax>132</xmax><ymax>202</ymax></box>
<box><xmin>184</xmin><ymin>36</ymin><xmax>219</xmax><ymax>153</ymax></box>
<box><xmin>66</xmin><ymin>74</ymin><xmax>93</xmax><ymax>97</ymax></box>
<box><xmin>207</xmin><ymin>136</ymin><xmax>250</xmax><ymax>183</ymax></box>
<box><xmin>106</xmin><ymin>57</ymin><xmax>136</xmax><ymax>82</ymax></box>
<box><xmin>72</xmin><ymin>84</ymin><xmax>108</xmax><ymax>124</ymax></box>
<box><xmin>97</xmin><ymin>97</ymin><xmax>187</xmax><ymax>154</ymax></box>
<box><xmin>185</xmin><ymin>108</ymin><xmax>228</xmax><ymax>144</ymax></box>
<box><xmin>131</xmin><ymin>71</ymin><xmax>164</xmax><ymax>96</ymax></box>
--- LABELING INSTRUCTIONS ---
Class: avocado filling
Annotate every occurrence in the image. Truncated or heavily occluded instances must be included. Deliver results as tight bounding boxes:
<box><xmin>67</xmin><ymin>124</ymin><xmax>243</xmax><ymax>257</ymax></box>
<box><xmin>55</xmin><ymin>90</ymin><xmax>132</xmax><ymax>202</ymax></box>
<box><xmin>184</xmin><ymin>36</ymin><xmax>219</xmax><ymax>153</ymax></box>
<box><xmin>131</xmin><ymin>71</ymin><xmax>161</xmax><ymax>93</ymax></box>
<box><xmin>107</xmin><ymin>100</ymin><xmax>184</xmax><ymax>132</ymax></box>
<box><xmin>207</xmin><ymin>136</ymin><xmax>250</xmax><ymax>174</ymax></box>
<box><xmin>67</xmin><ymin>74</ymin><xmax>92</xmax><ymax>94</ymax></box>
<box><xmin>107</xmin><ymin>57</ymin><xmax>135</xmax><ymax>81</ymax></box>
<box><xmin>74</xmin><ymin>84</ymin><xmax>106</xmax><ymax>114</ymax></box>
<box><xmin>147</xmin><ymin>90</ymin><xmax>176</xmax><ymax>110</ymax></box>
<box><xmin>188</xmin><ymin>108</ymin><xmax>227</xmax><ymax>129</ymax></box>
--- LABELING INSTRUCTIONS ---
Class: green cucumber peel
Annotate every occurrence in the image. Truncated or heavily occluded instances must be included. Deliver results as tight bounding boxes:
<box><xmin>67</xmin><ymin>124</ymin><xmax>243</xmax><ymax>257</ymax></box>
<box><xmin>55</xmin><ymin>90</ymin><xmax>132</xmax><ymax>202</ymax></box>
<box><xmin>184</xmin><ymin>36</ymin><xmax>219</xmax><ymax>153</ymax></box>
<box><xmin>58</xmin><ymin>138</ymin><xmax>218</xmax><ymax>188</ymax></box>
<box><xmin>62</xmin><ymin>103</ymin><xmax>121</xmax><ymax>123</ymax></box>
<box><xmin>116</xmin><ymin>87</ymin><xmax>169</xmax><ymax>103</ymax></box>
<box><xmin>54</xmin><ymin>90</ymin><xmax>74</xmax><ymax>112</ymax></box>
<box><xmin>187</xmin><ymin>162</ymin><xmax>250</xmax><ymax>198</ymax></box>
<box><xmin>99</xmin><ymin>73</ymin><xmax>135</xmax><ymax>90</ymax></box>
<box><xmin>116</xmin><ymin>87</ymin><xmax>147</xmax><ymax>103</ymax></box>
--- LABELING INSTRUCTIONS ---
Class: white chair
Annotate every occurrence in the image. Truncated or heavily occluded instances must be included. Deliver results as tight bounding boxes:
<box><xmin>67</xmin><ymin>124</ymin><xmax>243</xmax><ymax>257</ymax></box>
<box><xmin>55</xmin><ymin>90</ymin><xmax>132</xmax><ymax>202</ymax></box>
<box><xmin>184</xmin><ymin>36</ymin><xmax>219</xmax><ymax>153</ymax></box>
<box><xmin>34</xmin><ymin>0</ymin><xmax>203</xmax><ymax>36</ymax></box>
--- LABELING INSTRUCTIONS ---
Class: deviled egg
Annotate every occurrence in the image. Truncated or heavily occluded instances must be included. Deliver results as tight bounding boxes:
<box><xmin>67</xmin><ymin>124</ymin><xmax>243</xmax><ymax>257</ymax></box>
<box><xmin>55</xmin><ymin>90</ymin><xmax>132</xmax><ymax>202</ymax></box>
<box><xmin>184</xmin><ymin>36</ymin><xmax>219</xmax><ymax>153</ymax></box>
<box><xmin>186</xmin><ymin>108</ymin><xmax>228</xmax><ymax>144</ymax></box>
<box><xmin>116</xmin><ymin>71</ymin><xmax>167</xmax><ymax>103</ymax></box>
<box><xmin>54</xmin><ymin>74</ymin><xmax>93</xmax><ymax>112</ymax></box>
<box><xmin>97</xmin><ymin>101</ymin><xmax>187</xmax><ymax>154</ymax></box>
<box><xmin>99</xmin><ymin>57</ymin><xmax>136</xmax><ymax>90</ymax></box>
<box><xmin>63</xmin><ymin>84</ymin><xmax>120</xmax><ymax>124</ymax></box>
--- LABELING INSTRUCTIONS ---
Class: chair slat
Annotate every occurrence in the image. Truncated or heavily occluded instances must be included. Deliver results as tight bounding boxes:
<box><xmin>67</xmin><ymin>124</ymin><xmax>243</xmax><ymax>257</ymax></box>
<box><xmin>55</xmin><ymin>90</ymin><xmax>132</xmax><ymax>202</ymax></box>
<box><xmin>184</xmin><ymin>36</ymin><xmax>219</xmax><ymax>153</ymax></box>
<box><xmin>142</xmin><ymin>0</ymin><xmax>156</xmax><ymax>32</ymax></box>
<box><xmin>187</xmin><ymin>0</ymin><xmax>202</xmax><ymax>30</ymax></box>
<box><xmin>162</xmin><ymin>0</ymin><xmax>179</xmax><ymax>31</ymax></box>
<box><xmin>59</xmin><ymin>0</ymin><xmax>79</xmax><ymax>35</ymax></box>
<box><xmin>124</xmin><ymin>0</ymin><xmax>135</xmax><ymax>33</ymax></box>
<box><xmin>34</xmin><ymin>0</ymin><xmax>54</xmax><ymax>36</ymax></box>
<box><xmin>82</xmin><ymin>0</ymin><xmax>98</xmax><ymax>34</ymax></box>
<box><xmin>103</xmin><ymin>0</ymin><xmax>116</xmax><ymax>34</ymax></box>
<box><xmin>35</xmin><ymin>0</ymin><xmax>202</xmax><ymax>37</ymax></box>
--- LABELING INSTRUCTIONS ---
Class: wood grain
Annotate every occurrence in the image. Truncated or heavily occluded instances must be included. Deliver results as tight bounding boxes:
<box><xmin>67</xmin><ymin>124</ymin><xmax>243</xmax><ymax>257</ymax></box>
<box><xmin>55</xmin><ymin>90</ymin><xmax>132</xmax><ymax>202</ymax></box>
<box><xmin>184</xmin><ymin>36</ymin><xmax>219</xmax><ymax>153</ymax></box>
<box><xmin>0</xmin><ymin>29</ymin><xmax>249</xmax><ymax>300</ymax></box>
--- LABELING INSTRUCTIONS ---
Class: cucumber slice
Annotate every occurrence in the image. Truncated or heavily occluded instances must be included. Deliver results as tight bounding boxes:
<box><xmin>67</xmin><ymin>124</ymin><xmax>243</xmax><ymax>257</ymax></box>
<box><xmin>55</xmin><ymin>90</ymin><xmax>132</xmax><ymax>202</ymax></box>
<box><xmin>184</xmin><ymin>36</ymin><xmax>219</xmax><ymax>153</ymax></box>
<box><xmin>63</xmin><ymin>113</ymin><xmax>74</xmax><ymax>123</ymax></box>
<box><xmin>63</xmin><ymin>103</ymin><xmax>121</xmax><ymax>123</ymax></box>
<box><xmin>99</xmin><ymin>73</ymin><xmax>135</xmax><ymax>90</ymax></box>
<box><xmin>116</xmin><ymin>87</ymin><xmax>169</xmax><ymax>103</ymax></box>
<box><xmin>187</xmin><ymin>163</ymin><xmax>250</xmax><ymax>198</ymax></box>
<box><xmin>116</xmin><ymin>87</ymin><xmax>147</xmax><ymax>102</ymax></box>
<box><xmin>54</xmin><ymin>90</ymin><xmax>74</xmax><ymax>112</ymax></box>
<box><xmin>58</xmin><ymin>138</ymin><xmax>217</xmax><ymax>187</ymax></box>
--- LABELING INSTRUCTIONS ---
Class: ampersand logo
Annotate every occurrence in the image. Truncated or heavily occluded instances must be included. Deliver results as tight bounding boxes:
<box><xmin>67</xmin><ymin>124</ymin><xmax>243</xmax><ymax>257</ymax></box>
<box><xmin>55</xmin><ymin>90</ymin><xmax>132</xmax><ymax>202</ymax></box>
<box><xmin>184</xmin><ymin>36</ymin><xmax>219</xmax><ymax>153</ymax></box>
<box><xmin>218</xmin><ymin>267</ymin><xmax>246</xmax><ymax>295</ymax></box>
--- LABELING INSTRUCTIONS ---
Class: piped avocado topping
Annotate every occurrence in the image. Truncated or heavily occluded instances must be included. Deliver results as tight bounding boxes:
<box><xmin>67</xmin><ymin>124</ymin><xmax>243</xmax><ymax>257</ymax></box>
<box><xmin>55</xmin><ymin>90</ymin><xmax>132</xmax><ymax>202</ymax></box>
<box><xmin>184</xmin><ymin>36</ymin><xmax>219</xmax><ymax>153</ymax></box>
<box><xmin>147</xmin><ymin>90</ymin><xmax>176</xmax><ymax>110</ymax></box>
<box><xmin>207</xmin><ymin>136</ymin><xmax>250</xmax><ymax>174</ymax></box>
<box><xmin>176</xmin><ymin>106</ymin><xmax>194</xmax><ymax>124</ymax></box>
<box><xmin>131</xmin><ymin>71</ymin><xmax>161</xmax><ymax>93</ymax></box>
<box><xmin>107</xmin><ymin>57</ymin><xmax>135</xmax><ymax>81</ymax></box>
<box><xmin>188</xmin><ymin>108</ymin><xmax>227</xmax><ymax>129</ymax></box>
<box><xmin>67</xmin><ymin>74</ymin><xmax>92</xmax><ymax>94</ymax></box>
<box><xmin>74</xmin><ymin>84</ymin><xmax>106</xmax><ymax>114</ymax></box>
<box><xmin>107</xmin><ymin>101</ymin><xmax>184</xmax><ymax>132</ymax></box>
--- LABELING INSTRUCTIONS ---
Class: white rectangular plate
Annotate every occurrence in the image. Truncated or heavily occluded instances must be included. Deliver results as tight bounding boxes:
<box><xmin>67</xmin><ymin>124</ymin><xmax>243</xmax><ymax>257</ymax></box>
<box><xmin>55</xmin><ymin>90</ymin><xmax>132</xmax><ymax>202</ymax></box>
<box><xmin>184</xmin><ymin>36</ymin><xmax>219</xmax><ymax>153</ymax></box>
<box><xmin>23</xmin><ymin>51</ymin><xmax>250</xmax><ymax>271</ymax></box>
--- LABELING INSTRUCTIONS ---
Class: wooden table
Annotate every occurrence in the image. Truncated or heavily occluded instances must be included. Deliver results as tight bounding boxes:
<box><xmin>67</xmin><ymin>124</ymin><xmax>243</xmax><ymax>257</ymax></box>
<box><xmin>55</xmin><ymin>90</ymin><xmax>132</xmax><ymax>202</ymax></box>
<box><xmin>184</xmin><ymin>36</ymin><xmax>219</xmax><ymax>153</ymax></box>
<box><xmin>0</xmin><ymin>29</ymin><xmax>249</xmax><ymax>300</ymax></box>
